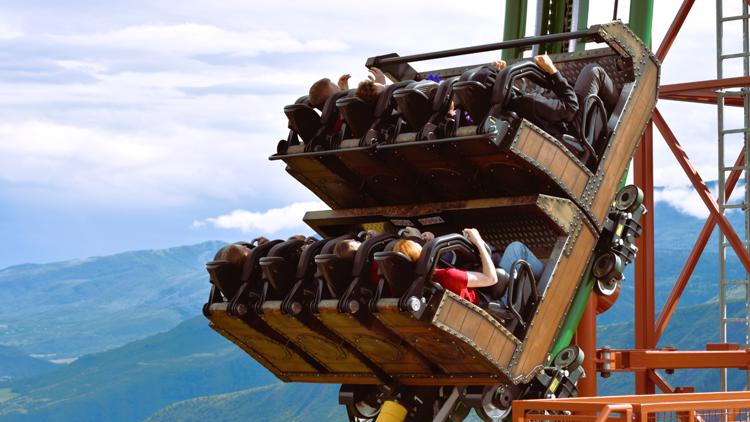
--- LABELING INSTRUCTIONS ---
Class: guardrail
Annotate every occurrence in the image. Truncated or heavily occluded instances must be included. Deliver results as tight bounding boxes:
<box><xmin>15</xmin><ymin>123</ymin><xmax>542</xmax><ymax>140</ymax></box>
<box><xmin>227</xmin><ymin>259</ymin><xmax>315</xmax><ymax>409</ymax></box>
<box><xmin>513</xmin><ymin>391</ymin><xmax>750</xmax><ymax>422</ymax></box>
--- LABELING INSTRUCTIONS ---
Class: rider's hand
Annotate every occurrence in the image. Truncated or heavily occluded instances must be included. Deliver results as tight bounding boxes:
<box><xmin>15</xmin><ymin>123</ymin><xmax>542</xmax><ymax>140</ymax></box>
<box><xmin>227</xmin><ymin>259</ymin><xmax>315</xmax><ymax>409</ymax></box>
<box><xmin>533</xmin><ymin>54</ymin><xmax>558</xmax><ymax>75</ymax></box>
<box><xmin>367</xmin><ymin>67</ymin><xmax>386</xmax><ymax>84</ymax></box>
<box><xmin>337</xmin><ymin>74</ymin><xmax>351</xmax><ymax>90</ymax></box>
<box><xmin>492</xmin><ymin>60</ymin><xmax>507</xmax><ymax>71</ymax></box>
<box><xmin>462</xmin><ymin>228</ymin><xmax>482</xmax><ymax>246</ymax></box>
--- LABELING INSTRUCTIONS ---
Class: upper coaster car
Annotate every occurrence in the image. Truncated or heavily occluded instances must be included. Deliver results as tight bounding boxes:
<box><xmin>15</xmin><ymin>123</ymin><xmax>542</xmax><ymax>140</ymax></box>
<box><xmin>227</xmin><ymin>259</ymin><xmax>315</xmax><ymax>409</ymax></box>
<box><xmin>271</xmin><ymin>21</ymin><xmax>659</xmax><ymax>231</ymax></box>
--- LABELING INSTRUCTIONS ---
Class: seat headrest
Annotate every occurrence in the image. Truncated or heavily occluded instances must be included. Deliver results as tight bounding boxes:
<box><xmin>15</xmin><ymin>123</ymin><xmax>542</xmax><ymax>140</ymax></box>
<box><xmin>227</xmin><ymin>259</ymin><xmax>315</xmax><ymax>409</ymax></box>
<box><xmin>295</xmin><ymin>238</ymin><xmax>327</xmax><ymax>280</ymax></box>
<box><xmin>392</xmin><ymin>81</ymin><xmax>439</xmax><ymax>130</ymax></box>
<box><xmin>320</xmin><ymin>234</ymin><xmax>354</xmax><ymax>255</ymax></box>
<box><xmin>283</xmin><ymin>103</ymin><xmax>321</xmax><ymax>143</ymax></box>
<box><xmin>459</xmin><ymin>64</ymin><xmax>496</xmax><ymax>85</ymax></box>
<box><xmin>240</xmin><ymin>239</ymin><xmax>284</xmax><ymax>285</ymax></box>
<box><xmin>374</xmin><ymin>80</ymin><xmax>413</xmax><ymax>118</ymax></box>
<box><xmin>351</xmin><ymin>233</ymin><xmax>397</xmax><ymax>277</ymax></box>
<box><xmin>336</xmin><ymin>95</ymin><xmax>376</xmax><ymax>137</ymax></box>
<box><xmin>432</xmin><ymin>77</ymin><xmax>458</xmax><ymax>111</ymax></box>
<box><xmin>491</xmin><ymin>61</ymin><xmax>553</xmax><ymax>107</ymax></box>
<box><xmin>266</xmin><ymin>238</ymin><xmax>305</xmax><ymax>259</ymax></box>
<box><xmin>320</xmin><ymin>90</ymin><xmax>351</xmax><ymax>126</ymax></box>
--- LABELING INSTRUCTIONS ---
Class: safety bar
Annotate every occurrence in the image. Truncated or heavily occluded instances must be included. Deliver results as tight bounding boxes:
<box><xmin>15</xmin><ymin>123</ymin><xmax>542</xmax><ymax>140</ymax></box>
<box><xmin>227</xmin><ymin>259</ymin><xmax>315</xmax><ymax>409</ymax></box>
<box><xmin>367</xmin><ymin>27</ymin><xmax>599</xmax><ymax>68</ymax></box>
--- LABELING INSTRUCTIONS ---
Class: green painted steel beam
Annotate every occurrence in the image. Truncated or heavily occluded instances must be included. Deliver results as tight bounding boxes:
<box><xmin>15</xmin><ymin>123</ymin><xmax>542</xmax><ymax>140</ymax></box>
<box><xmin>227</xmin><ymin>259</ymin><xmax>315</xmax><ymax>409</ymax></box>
<box><xmin>575</xmin><ymin>0</ymin><xmax>589</xmax><ymax>51</ymax></box>
<box><xmin>502</xmin><ymin>0</ymin><xmax>528</xmax><ymax>59</ymax></box>
<box><xmin>628</xmin><ymin>0</ymin><xmax>654</xmax><ymax>47</ymax></box>
<box><xmin>550</xmin><ymin>264</ymin><xmax>595</xmax><ymax>360</ymax></box>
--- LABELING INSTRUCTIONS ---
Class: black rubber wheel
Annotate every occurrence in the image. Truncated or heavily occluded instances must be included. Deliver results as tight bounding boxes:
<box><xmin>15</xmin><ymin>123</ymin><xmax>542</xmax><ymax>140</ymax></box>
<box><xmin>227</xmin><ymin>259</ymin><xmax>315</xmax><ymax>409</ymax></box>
<box><xmin>615</xmin><ymin>185</ymin><xmax>643</xmax><ymax>213</ymax></box>
<box><xmin>554</xmin><ymin>345</ymin><xmax>584</xmax><ymax>371</ymax></box>
<box><xmin>474</xmin><ymin>385</ymin><xmax>513</xmax><ymax>422</ymax></box>
<box><xmin>592</xmin><ymin>252</ymin><xmax>622</xmax><ymax>296</ymax></box>
<box><xmin>348</xmin><ymin>401</ymin><xmax>380</xmax><ymax>420</ymax></box>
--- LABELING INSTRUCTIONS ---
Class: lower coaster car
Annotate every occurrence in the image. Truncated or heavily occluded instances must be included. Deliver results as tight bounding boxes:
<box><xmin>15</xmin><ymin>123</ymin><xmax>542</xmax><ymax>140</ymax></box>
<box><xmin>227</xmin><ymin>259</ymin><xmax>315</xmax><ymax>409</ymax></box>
<box><xmin>303</xmin><ymin>194</ymin><xmax>597</xmax><ymax>386</ymax></box>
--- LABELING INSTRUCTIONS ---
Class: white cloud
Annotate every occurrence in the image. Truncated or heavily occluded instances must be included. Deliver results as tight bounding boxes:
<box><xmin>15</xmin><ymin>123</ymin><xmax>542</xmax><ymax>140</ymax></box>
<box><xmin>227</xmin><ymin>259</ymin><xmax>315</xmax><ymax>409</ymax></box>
<box><xmin>50</xmin><ymin>24</ymin><xmax>349</xmax><ymax>58</ymax></box>
<box><xmin>654</xmin><ymin>185</ymin><xmax>709</xmax><ymax>219</ymax></box>
<box><xmin>193</xmin><ymin>201</ymin><xmax>328</xmax><ymax>233</ymax></box>
<box><xmin>0</xmin><ymin>121</ymin><xmax>313</xmax><ymax>206</ymax></box>
<box><xmin>654</xmin><ymin>182</ymin><xmax>747</xmax><ymax>220</ymax></box>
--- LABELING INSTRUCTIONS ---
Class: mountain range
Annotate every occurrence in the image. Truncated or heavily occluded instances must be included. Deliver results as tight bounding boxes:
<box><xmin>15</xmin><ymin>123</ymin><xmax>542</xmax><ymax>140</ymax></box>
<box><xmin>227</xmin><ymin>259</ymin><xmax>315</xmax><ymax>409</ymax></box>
<box><xmin>0</xmin><ymin>241</ymin><xmax>224</xmax><ymax>359</ymax></box>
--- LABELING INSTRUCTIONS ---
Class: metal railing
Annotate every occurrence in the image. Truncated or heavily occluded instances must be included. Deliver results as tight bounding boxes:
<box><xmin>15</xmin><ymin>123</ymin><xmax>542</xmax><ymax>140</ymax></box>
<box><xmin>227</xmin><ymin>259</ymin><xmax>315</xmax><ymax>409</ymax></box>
<box><xmin>513</xmin><ymin>391</ymin><xmax>750</xmax><ymax>422</ymax></box>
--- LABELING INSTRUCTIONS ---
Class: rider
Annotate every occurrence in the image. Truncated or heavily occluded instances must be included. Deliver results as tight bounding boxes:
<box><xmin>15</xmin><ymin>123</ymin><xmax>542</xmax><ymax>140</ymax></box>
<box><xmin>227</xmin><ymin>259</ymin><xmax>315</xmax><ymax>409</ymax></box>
<box><xmin>393</xmin><ymin>229</ymin><xmax>543</xmax><ymax>305</ymax></box>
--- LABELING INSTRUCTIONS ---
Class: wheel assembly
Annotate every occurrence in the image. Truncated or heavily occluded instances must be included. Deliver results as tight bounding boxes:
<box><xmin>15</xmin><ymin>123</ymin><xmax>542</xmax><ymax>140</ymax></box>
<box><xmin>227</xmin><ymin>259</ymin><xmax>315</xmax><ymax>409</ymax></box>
<box><xmin>592</xmin><ymin>251</ymin><xmax>623</xmax><ymax>296</ymax></box>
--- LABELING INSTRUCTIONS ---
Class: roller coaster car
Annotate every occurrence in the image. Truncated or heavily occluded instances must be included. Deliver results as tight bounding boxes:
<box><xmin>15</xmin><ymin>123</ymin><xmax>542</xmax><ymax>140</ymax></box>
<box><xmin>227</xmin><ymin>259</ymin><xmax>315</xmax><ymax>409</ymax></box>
<box><xmin>270</xmin><ymin>21</ymin><xmax>658</xmax><ymax>234</ymax></box>
<box><xmin>203</xmin><ymin>20</ymin><xmax>655</xmax><ymax>422</ymax></box>
<box><xmin>202</xmin><ymin>190</ymin><xmax>644</xmax><ymax>420</ymax></box>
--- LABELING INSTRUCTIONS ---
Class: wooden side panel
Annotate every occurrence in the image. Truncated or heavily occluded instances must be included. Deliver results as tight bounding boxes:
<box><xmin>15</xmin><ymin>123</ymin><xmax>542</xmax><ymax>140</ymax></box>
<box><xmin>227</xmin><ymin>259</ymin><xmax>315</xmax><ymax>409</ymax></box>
<box><xmin>433</xmin><ymin>293</ymin><xmax>520</xmax><ymax>368</ymax></box>
<box><xmin>512</xmin><ymin>221</ymin><xmax>598</xmax><ymax>380</ymax></box>
<box><xmin>514</xmin><ymin>128</ymin><xmax>590</xmax><ymax>199</ymax></box>
<box><xmin>282</xmin><ymin>155</ymin><xmax>367</xmax><ymax>209</ymax></box>
<box><xmin>374</xmin><ymin>298</ymin><xmax>512</xmax><ymax>381</ymax></box>
<box><xmin>590</xmin><ymin>61</ymin><xmax>659</xmax><ymax>223</ymax></box>
<box><xmin>207</xmin><ymin>310</ymin><xmax>317</xmax><ymax>376</ymax></box>
<box><xmin>316</xmin><ymin>300</ymin><xmax>434</xmax><ymax>374</ymax></box>
<box><xmin>260</xmin><ymin>301</ymin><xmax>373</xmax><ymax>374</ymax></box>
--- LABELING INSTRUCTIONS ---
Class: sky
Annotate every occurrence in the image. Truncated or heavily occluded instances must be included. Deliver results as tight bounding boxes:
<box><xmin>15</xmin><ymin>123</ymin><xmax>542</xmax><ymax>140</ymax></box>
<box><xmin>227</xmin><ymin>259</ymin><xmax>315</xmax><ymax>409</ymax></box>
<box><xmin>0</xmin><ymin>0</ymin><xmax>746</xmax><ymax>268</ymax></box>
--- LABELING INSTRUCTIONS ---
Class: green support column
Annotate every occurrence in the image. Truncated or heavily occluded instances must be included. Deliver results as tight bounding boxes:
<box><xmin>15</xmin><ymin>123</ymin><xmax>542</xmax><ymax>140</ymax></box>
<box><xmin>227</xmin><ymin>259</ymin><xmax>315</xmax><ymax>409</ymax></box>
<box><xmin>547</xmin><ymin>0</ymin><xmax>568</xmax><ymax>53</ymax></box>
<box><xmin>502</xmin><ymin>0</ymin><xmax>528</xmax><ymax>60</ymax></box>
<box><xmin>575</xmin><ymin>0</ymin><xmax>590</xmax><ymax>51</ymax></box>
<box><xmin>628</xmin><ymin>0</ymin><xmax>654</xmax><ymax>47</ymax></box>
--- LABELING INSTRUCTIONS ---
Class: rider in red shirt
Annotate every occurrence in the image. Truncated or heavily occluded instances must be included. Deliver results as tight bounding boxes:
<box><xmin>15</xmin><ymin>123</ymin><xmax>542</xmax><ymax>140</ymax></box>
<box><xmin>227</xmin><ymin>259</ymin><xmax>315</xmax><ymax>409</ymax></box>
<box><xmin>393</xmin><ymin>228</ymin><xmax>498</xmax><ymax>305</ymax></box>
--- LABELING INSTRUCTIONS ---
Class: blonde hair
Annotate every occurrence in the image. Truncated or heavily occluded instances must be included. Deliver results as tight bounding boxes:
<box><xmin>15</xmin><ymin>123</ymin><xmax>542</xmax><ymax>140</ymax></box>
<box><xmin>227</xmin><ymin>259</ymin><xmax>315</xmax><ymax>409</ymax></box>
<box><xmin>334</xmin><ymin>239</ymin><xmax>360</xmax><ymax>260</ymax></box>
<box><xmin>393</xmin><ymin>239</ymin><xmax>422</xmax><ymax>262</ymax></box>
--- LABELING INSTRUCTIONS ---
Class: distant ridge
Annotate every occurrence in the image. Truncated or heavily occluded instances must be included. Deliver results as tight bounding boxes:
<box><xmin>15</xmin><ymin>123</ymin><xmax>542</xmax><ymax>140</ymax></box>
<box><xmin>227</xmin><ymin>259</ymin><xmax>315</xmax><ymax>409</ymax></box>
<box><xmin>0</xmin><ymin>345</ymin><xmax>55</xmax><ymax>383</ymax></box>
<box><xmin>0</xmin><ymin>316</ymin><xmax>276</xmax><ymax>422</ymax></box>
<box><xmin>0</xmin><ymin>240</ymin><xmax>226</xmax><ymax>358</ymax></box>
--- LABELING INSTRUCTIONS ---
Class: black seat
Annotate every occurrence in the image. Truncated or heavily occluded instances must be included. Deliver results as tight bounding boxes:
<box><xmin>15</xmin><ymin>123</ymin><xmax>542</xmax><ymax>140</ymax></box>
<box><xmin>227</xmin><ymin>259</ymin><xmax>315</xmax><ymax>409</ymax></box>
<box><xmin>486</xmin><ymin>260</ymin><xmax>541</xmax><ymax>338</ymax></box>
<box><xmin>305</xmin><ymin>90</ymin><xmax>352</xmax><ymax>151</ymax></box>
<box><xmin>336</xmin><ymin>95</ymin><xmax>375</xmax><ymax>139</ymax></box>
<box><xmin>420</xmin><ymin>77</ymin><xmax>459</xmax><ymax>140</ymax></box>
<box><xmin>279</xmin><ymin>96</ymin><xmax>321</xmax><ymax>154</ymax></box>
<box><xmin>374</xmin><ymin>244</ymin><xmax>415</xmax><ymax>298</ymax></box>
<box><xmin>283</xmin><ymin>96</ymin><xmax>320</xmax><ymax>142</ymax></box>
<box><xmin>452</xmin><ymin>65</ymin><xmax>498</xmax><ymax>124</ymax></box>
<box><xmin>237</xmin><ymin>239</ymin><xmax>284</xmax><ymax>312</ymax></box>
<box><xmin>205</xmin><ymin>242</ymin><xmax>255</xmax><ymax>302</ymax></box>
<box><xmin>338</xmin><ymin>233</ymin><xmax>398</xmax><ymax>312</ymax></box>
<box><xmin>489</xmin><ymin>61</ymin><xmax>553</xmax><ymax>117</ymax></box>
<box><xmin>314</xmin><ymin>235</ymin><xmax>355</xmax><ymax>298</ymax></box>
<box><xmin>392</xmin><ymin>80</ymin><xmax>438</xmax><ymax>132</ymax></box>
<box><xmin>362</xmin><ymin>80</ymin><xmax>413</xmax><ymax>145</ymax></box>
<box><xmin>259</xmin><ymin>239</ymin><xmax>306</xmax><ymax>299</ymax></box>
<box><xmin>278</xmin><ymin>238</ymin><xmax>328</xmax><ymax>315</ymax></box>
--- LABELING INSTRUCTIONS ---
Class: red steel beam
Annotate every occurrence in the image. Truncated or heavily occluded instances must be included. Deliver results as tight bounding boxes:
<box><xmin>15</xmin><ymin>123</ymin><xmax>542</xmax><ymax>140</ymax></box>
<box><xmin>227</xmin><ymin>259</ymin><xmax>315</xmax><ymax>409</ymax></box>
<box><xmin>653</xmin><ymin>108</ymin><xmax>750</xmax><ymax>275</ymax></box>
<box><xmin>660</xmin><ymin>76</ymin><xmax>750</xmax><ymax>94</ymax></box>
<box><xmin>598</xmin><ymin>349</ymin><xmax>750</xmax><ymax>371</ymax></box>
<box><xmin>660</xmin><ymin>77</ymin><xmax>750</xmax><ymax>107</ymax></box>
<box><xmin>654</xmin><ymin>148</ymin><xmax>746</xmax><ymax>341</ymax></box>
<box><xmin>655</xmin><ymin>0</ymin><xmax>695</xmax><ymax>62</ymax></box>
<box><xmin>648</xmin><ymin>370</ymin><xmax>675</xmax><ymax>393</ymax></box>
<box><xmin>659</xmin><ymin>76</ymin><xmax>750</xmax><ymax>107</ymax></box>
<box><xmin>633</xmin><ymin>122</ymin><xmax>655</xmax><ymax>395</ymax></box>
<box><xmin>659</xmin><ymin>90</ymin><xmax>745</xmax><ymax>107</ymax></box>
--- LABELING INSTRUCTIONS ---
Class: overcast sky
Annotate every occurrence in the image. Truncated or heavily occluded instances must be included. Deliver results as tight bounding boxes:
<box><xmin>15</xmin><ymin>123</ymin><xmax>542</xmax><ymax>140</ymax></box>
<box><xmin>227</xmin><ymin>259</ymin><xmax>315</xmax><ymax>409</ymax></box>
<box><xmin>0</xmin><ymin>0</ymin><xmax>745</xmax><ymax>267</ymax></box>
